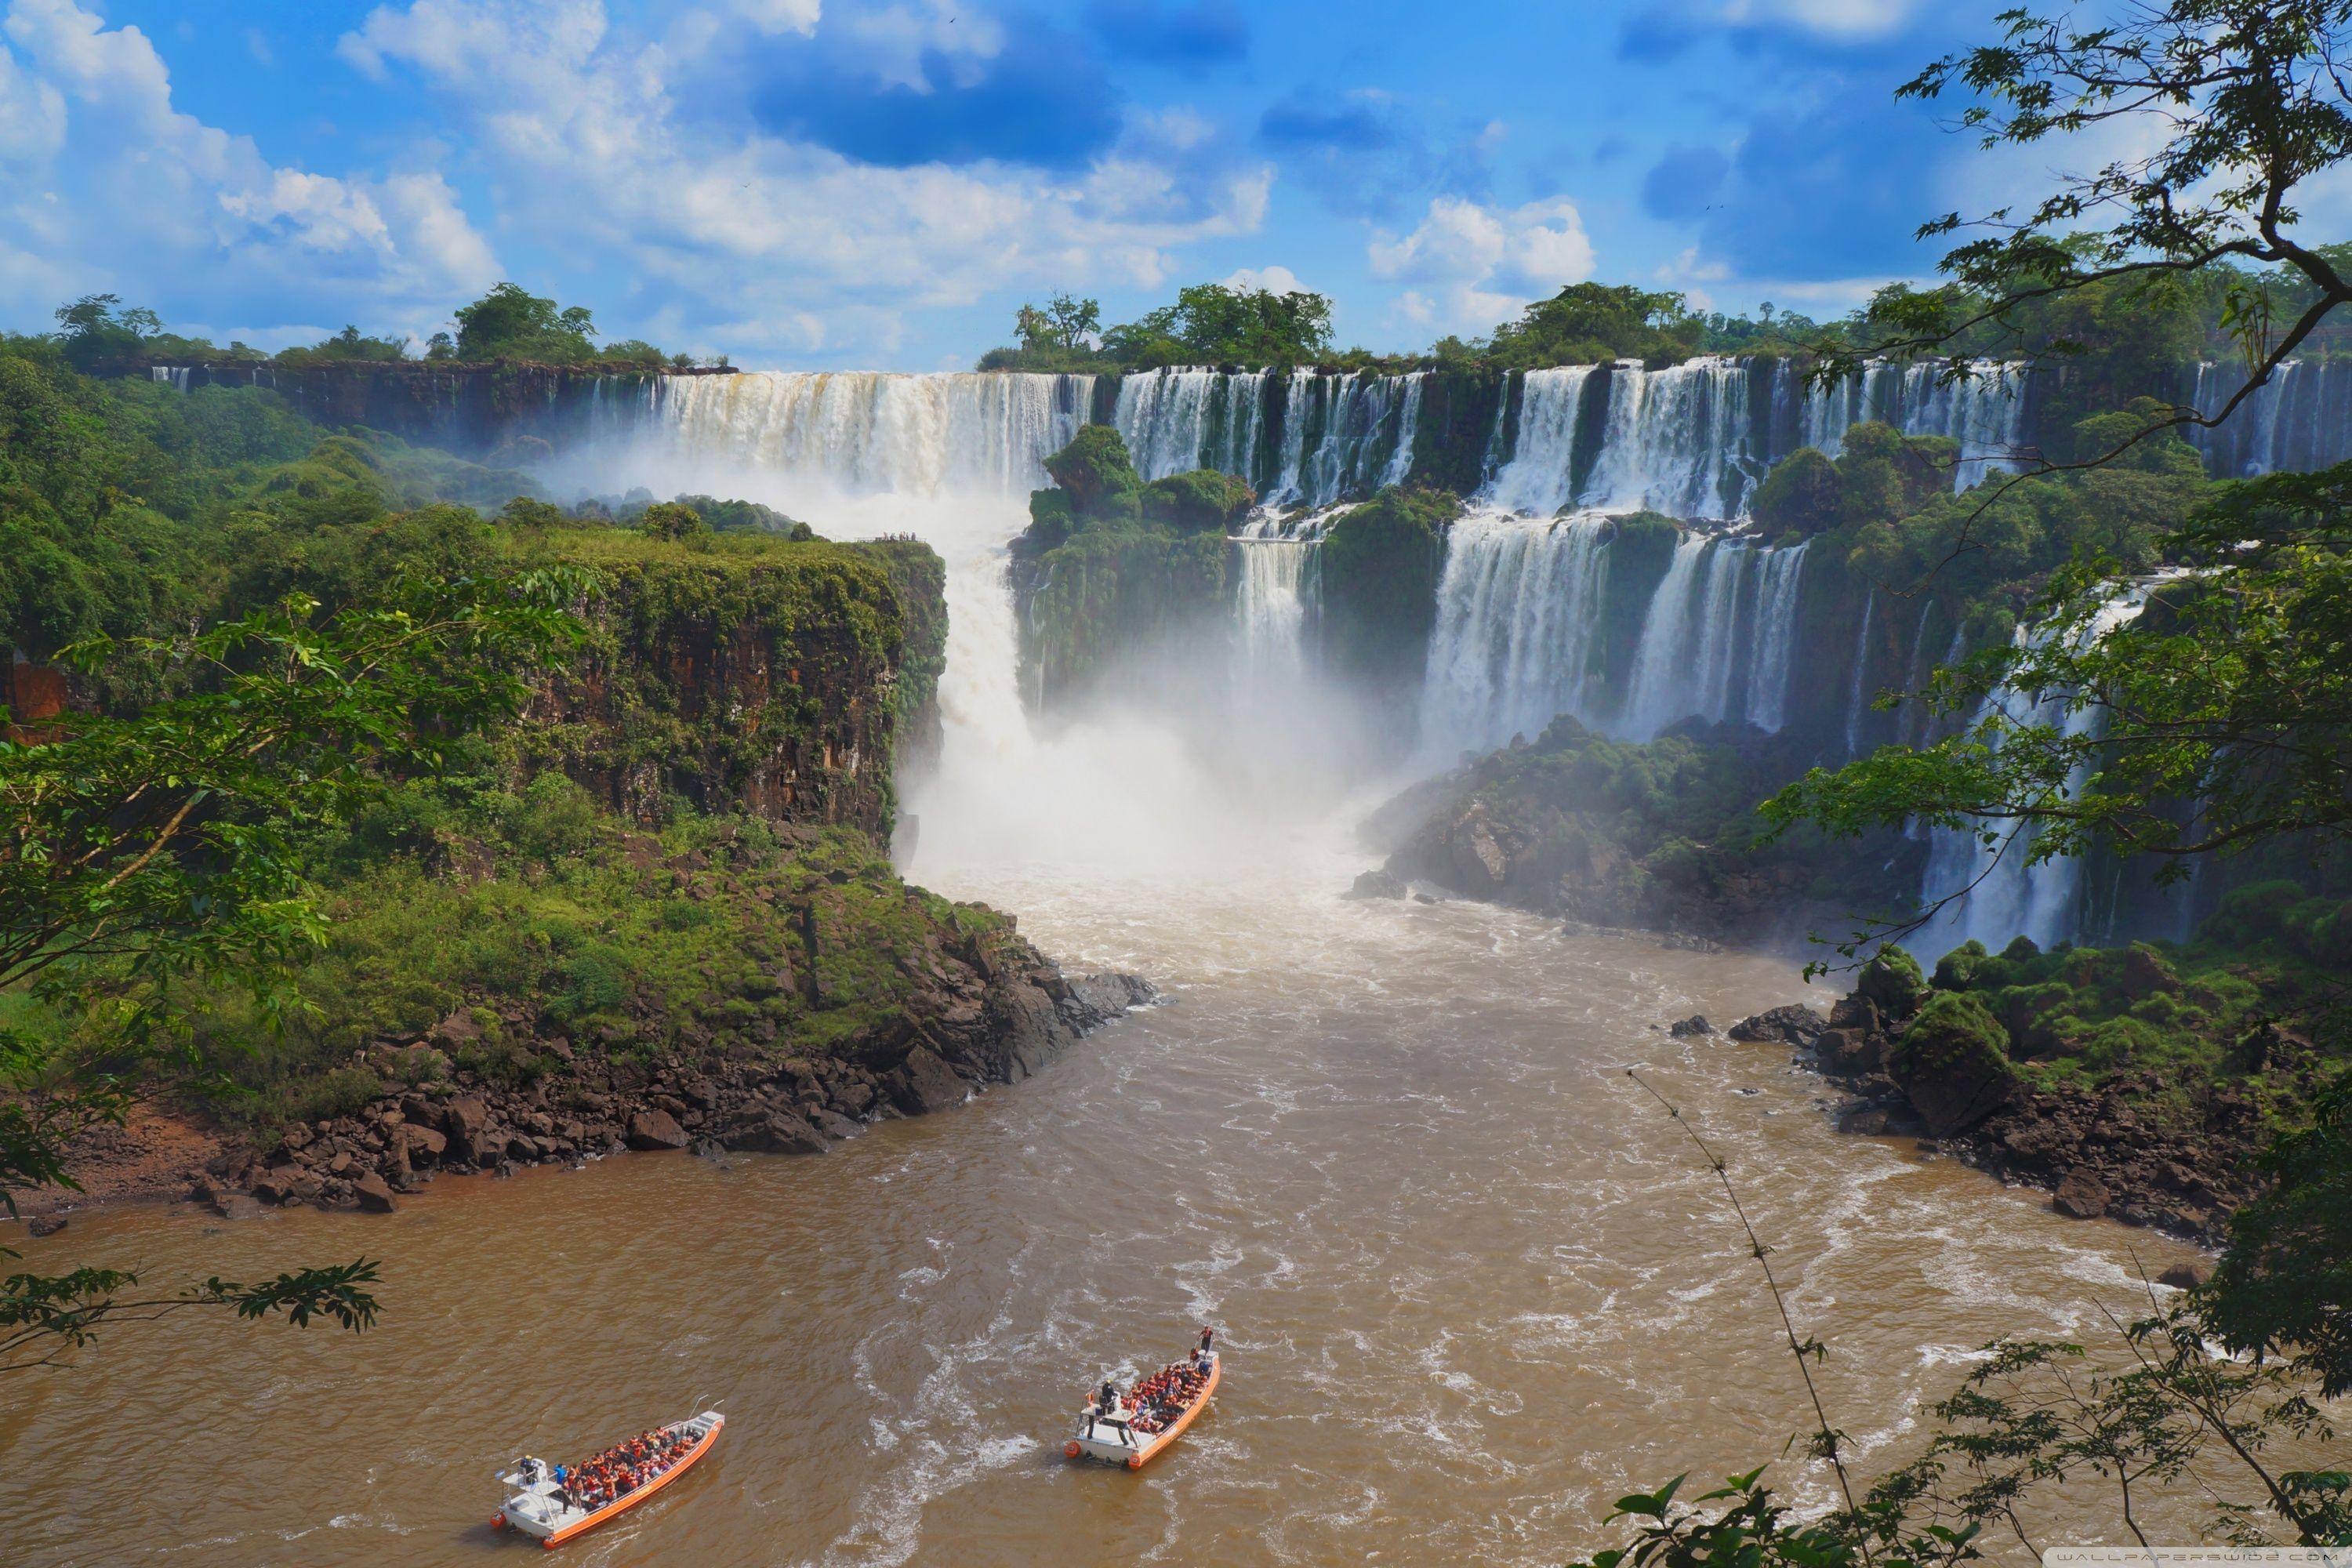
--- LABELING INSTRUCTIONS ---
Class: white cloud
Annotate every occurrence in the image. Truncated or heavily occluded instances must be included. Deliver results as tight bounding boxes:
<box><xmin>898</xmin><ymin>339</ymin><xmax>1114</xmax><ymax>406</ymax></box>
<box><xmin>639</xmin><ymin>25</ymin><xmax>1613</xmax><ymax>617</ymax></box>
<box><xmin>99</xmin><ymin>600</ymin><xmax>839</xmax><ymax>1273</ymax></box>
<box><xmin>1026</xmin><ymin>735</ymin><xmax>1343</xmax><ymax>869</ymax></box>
<box><xmin>1221</xmin><ymin>265</ymin><xmax>1308</xmax><ymax>296</ymax></box>
<box><xmin>1370</xmin><ymin>194</ymin><xmax>1593</xmax><ymax>335</ymax></box>
<box><xmin>0</xmin><ymin>0</ymin><xmax>497</xmax><ymax>333</ymax></box>
<box><xmin>335</xmin><ymin>0</ymin><xmax>1271</xmax><ymax>354</ymax></box>
<box><xmin>1718</xmin><ymin>0</ymin><xmax>1913</xmax><ymax>38</ymax></box>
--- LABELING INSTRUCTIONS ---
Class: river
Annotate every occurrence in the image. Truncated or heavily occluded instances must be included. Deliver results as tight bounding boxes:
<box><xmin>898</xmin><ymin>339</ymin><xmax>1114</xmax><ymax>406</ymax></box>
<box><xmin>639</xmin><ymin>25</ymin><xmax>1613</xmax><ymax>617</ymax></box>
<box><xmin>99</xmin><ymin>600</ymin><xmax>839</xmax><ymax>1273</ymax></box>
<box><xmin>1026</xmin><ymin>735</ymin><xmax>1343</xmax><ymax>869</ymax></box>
<box><xmin>0</xmin><ymin>427</ymin><xmax>2213</xmax><ymax>1566</ymax></box>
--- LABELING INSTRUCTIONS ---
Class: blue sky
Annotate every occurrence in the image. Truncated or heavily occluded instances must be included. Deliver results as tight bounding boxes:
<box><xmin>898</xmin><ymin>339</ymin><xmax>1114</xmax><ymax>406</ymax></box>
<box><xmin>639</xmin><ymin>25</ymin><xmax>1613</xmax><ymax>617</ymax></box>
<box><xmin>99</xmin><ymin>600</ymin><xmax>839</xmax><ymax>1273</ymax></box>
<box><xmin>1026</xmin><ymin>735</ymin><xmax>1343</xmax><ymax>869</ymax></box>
<box><xmin>0</xmin><ymin>0</ymin><xmax>2054</xmax><ymax>367</ymax></box>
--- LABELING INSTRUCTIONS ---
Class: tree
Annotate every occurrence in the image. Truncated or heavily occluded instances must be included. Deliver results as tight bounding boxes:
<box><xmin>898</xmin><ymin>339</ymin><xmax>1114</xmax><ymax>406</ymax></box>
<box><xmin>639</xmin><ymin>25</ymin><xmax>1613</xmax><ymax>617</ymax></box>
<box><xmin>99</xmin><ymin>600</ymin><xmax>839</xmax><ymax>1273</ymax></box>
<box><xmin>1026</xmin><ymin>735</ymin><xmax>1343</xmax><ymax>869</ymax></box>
<box><xmin>1102</xmin><ymin>282</ymin><xmax>1335</xmax><ymax>367</ymax></box>
<box><xmin>1842</xmin><ymin>2</ymin><xmax>2352</xmax><ymax>460</ymax></box>
<box><xmin>2</xmin><ymin>571</ymin><xmax>586</xmax><ymax>1371</ymax></box>
<box><xmin>53</xmin><ymin>295</ymin><xmax>161</xmax><ymax>368</ymax></box>
<box><xmin>1015</xmin><ymin>293</ymin><xmax>1101</xmax><ymax>354</ymax></box>
<box><xmin>452</xmin><ymin>282</ymin><xmax>600</xmax><ymax>362</ymax></box>
<box><xmin>1486</xmin><ymin>282</ymin><xmax>1704</xmax><ymax>368</ymax></box>
<box><xmin>275</xmin><ymin>325</ymin><xmax>410</xmax><ymax>367</ymax></box>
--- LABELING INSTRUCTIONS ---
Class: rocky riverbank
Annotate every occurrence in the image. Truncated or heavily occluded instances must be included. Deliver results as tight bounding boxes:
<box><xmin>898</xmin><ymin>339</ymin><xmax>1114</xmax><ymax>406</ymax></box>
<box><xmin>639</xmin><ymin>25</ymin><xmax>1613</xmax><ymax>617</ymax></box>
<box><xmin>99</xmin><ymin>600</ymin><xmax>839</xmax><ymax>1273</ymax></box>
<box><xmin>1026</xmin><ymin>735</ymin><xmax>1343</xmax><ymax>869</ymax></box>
<box><xmin>1723</xmin><ymin>939</ymin><xmax>2335</xmax><ymax>1245</ymax></box>
<box><xmin>29</xmin><ymin>925</ymin><xmax>1150</xmax><ymax>1225</ymax></box>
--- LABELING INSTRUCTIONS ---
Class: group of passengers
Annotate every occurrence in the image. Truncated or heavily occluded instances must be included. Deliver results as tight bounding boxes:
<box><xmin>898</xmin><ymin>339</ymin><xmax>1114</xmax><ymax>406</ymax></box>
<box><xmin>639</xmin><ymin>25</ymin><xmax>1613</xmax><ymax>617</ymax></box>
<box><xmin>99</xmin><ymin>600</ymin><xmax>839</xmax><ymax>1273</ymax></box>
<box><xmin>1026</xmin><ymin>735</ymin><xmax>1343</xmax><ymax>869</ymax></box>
<box><xmin>554</xmin><ymin>1426</ymin><xmax>693</xmax><ymax>1512</ymax></box>
<box><xmin>1085</xmin><ymin>1327</ymin><xmax>1217</xmax><ymax>1439</ymax></box>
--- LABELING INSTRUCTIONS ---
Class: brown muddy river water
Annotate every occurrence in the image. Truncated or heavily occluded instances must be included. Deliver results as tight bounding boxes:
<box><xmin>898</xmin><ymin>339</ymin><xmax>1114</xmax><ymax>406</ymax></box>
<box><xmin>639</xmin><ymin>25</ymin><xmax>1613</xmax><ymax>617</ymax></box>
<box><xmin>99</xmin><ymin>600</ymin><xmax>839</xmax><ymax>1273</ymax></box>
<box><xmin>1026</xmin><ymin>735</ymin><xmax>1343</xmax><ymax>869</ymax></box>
<box><xmin>0</xmin><ymin>847</ymin><xmax>2210</xmax><ymax>1568</ymax></box>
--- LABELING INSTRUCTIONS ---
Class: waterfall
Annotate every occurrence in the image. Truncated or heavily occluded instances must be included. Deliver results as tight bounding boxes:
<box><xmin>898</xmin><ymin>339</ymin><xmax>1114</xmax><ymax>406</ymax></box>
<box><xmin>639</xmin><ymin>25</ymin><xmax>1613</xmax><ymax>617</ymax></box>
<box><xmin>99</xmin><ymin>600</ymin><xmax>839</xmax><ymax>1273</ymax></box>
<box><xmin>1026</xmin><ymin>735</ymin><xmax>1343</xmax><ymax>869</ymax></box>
<box><xmin>150</xmin><ymin>366</ymin><xmax>192</xmax><ymax>391</ymax></box>
<box><xmin>1844</xmin><ymin>591</ymin><xmax>1876</xmax><ymax>756</ymax></box>
<box><xmin>2187</xmin><ymin>358</ymin><xmax>2352</xmax><ymax>476</ymax></box>
<box><xmin>1236</xmin><ymin>539</ymin><xmax>1312</xmax><ymax>694</ymax></box>
<box><xmin>1479</xmin><ymin>356</ymin><xmax>2024</xmax><ymax>523</ymax></box>
<box><xmin>1112</xmin><ymin>368</ymin><xmax>1266</xmax><ymax>482</ymax></box>
<box><xmin>1417</xmin><ymin>512</ymin><xmax>1614</xmax><ymax>758</ymax></box>
<box><xmin>1794</xmin><ymin>359</ymin><xmax>2027</xmax><ymax>491</ymax></box>
<box><xmin>1744</xmin><ymin>542</ymin><xmax>1808</xmax><ymax>732</ymax></box>
<box><xmin>1916</xmin><ymin>593</ymin><xmax>2149</xmax><ymax>952</ymax></box>
<box><xmin>1621</xmin><ymin>536</ymin><xmax>1710</xmax><ymax>738</ymax></box>
<box><xmin>646</xmin><ymin>371</ymin><xmax>1094</xmax><ymax>495</ymax></box>
<box><xmin>1381</xmin><ymin>374</ymin><xmax>1425</xmax><ymax>488</ymax></box>
<box><xmin>1109</xmin><ymin>368</ymin><xmax>1424</xmax><ymax>507</ymax></box>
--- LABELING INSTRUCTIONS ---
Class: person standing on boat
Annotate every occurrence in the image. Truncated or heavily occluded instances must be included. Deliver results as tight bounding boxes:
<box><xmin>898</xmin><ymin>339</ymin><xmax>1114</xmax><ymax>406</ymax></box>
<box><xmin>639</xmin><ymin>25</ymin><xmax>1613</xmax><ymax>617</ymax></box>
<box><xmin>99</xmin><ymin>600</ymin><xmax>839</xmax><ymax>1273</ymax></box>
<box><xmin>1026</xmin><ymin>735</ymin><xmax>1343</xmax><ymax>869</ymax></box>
<box><xmin>1197</xmin><ymin>1326</ymin><xmax>1214</xmax><ymax>1356</ymax></box>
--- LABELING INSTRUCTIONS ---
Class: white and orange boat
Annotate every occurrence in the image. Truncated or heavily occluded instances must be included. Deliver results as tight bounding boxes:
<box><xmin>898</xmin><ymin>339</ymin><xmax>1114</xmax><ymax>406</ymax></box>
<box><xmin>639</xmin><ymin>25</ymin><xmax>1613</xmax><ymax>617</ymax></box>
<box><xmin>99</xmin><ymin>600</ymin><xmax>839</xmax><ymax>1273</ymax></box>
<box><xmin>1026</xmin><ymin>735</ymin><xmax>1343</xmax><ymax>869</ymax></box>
<box><xmin>494</xmin><ymin>1410</ymin><xmax>724</xmax><ymax>1549</ymax></box>
<box><xmin>1064</xmin><ymin>1352</ymin><xmax>1218</xmax><ymax>1470</ymax></box>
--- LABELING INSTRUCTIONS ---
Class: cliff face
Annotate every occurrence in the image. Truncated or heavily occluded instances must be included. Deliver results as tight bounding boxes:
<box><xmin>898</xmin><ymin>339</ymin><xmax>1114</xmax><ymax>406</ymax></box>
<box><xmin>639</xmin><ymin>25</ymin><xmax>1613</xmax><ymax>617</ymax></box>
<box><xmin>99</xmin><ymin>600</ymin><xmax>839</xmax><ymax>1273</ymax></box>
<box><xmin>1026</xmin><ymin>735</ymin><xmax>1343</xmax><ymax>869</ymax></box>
<box><xmin>517</xmin><ymin>532</ymin><xmax>947</xmax><ymax>838</ymax></box>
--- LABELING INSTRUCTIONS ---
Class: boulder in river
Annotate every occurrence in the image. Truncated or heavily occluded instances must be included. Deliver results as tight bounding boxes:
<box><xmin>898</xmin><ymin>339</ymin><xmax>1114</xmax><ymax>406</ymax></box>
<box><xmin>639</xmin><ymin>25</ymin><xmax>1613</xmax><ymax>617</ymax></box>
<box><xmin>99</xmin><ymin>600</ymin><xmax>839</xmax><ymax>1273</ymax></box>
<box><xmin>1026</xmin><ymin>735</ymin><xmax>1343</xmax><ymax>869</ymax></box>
<box><xmin>891</xmin><ymin>1047</ymin><xmax>972</xmax><ymax>1116</ymax></box>
<box><xmin>2157</xmin><ymin>1260</ymin><xmax>2211</xmax><ymax>1290</ymax></box>
<box><xmin>28</xmin><ymin>1214</ymin><xmax>67</xmax><ymax>1238</ymax></box>
<box><xmin>354</xmin><ymin>1171</ymin><xmax>399</xmax><ymax>1213</ymax></box>
<box><xmin>1886</xmin><ymin>993</ymin><xmax>2016</xmax><ymax>1137</ymax></box>
<box><xmin>1668</xmin><ymin>1015</ymin><xmax>1713</xmax><ymax>1038</ymax></box>
<box><xmin>1345</xmin><ymin>869</ymin><xmax>1407</xmax><ymax>900</ymax></box>
<box><xmin>1729</xmin><ymin>1005</ymin><xmax>1827</xmax><ymax>1046</ymax></box>
<box><xmin>2053</xmin><ymin>1167</ymin><xmax>2111</xmax><ymax>1219</ymax></box>
<box><xmin>624</xmin><ymin>1109</ymin><xmax>689</xmax><ymax>1150</ymax></box>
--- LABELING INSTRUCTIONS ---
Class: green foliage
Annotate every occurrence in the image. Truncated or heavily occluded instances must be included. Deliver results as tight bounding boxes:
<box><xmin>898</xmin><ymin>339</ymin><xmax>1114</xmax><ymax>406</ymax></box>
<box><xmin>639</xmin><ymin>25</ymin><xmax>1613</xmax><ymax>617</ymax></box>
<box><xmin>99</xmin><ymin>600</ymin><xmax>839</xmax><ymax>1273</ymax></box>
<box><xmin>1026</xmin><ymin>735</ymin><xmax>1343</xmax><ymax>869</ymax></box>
<box><xmin>1859</xmin><ymin>945</ymin><xmax>1929</xmax><ymax>1015</ymax></box>
<box><xmin>3</xmin><ymin>1258</ymin><xmax>380</xmax><ymax>1374</ymax></box>
<box><xmin>271</xmin><ymin>325</ymin><xmax>410</xmax><ymax>368</ymax></box>
<box><xmin>637</xmin><ymin>501</ymin><xmax>711</xmax><ymax>543</ymax></box>
<box><xmin>1314</xmin><ymin>485</ymin><xmax>1461</xmax><ymax>685</ymax></box>
<box><xmin>453</xmin><ymin>281</ymin><xmax>600</xmax><ymax>363</ymax></box>
<box><xmin>1889</xmin><ymin>989</ymin><xmax>2012</xmax><ymax>1080</ymax></box>
<box><xmin>673</xmin><ymin>494</ymin><xmax>815</xmax><ymax>539</ymax></box>
<box><xmin>1100</xmin><ymin>282</ymin><xmax>1334</xmax><ymax>368</ymax></box>
<box><xmin>1485</xmin><ymin>283</ymin><xmax>1705</xmax><ymax>370</ymax></box>
<box><xmin>2207</xmin><ymin>1077</ymin><xmax>2352</xmax><ymax>1398</ymax></box>
<box><xmin>1754</xmin><ymin>448</ymin><xmax>1844</xmax><ymax>539</ymax></box>
<box><xmin>1768</xmin><ymin>460</ymin><xmax>2352</xmax><ymax>920</ymax></box>
<box><xmin>1042</xmin><ymin>424</ymin><xmax>1144</xmax><ymax>519</ymax></box>
<box><xmin>1141</xmin><ymin>467</ymin><xmax>1256</xmax><ymax>532</ymax></box>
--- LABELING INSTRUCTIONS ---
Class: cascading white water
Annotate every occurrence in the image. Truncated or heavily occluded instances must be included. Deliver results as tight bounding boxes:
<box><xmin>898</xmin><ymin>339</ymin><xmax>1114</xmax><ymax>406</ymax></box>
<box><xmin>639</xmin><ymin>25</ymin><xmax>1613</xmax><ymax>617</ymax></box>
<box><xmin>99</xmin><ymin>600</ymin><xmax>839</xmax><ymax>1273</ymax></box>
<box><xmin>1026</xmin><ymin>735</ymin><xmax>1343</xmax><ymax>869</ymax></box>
<box><xmin>1483</xmin><ymin>361</ymin><xmax>1759</xmax><ymax>520</ymax></box>
<box><xmin>1112</xmin><ymin>368</ymin><xmax>1425</xmax><ymax>508</ymax></box>
<box><xmin>1915</xmin><ymin>593</ymin><xmax>2148</xmax><ymax>953</ymax></box>
<box><xmin>1478</xmin><ymin>356</ymin><xmax>2026</xmax><ymax>526</ymax></box>
<box><xmin>1416</xmin><ymin>511</ymin><xmax>1614</xmax><ymax>760</ymax></box>
<box><xmin>1621</xmin><ymin>535</ymin><xmax>1710</xmax><ymax>737</ymax></box>
<box><xmin>1113</xmin><ymin>368</ymin><xmax>1266</xmax><ymax>482</ymax></box>
<box><xmin>1844</xmin><ymin>591</ymin><xmax>1877</xmax><ymax>757</ymax></box>
<box><xmin>1791</xmin><ymin>359</ymin><xmax>2028</xmax><ymax>492</ymax></box>
<box><xmin>1418</xmin><ymin>517</ymin><xmax>1809</xmax><ymax>756</ymax></box>
<box><xmin>639</xmin><ymin>371</ymin><xmax>1094</xmax><ymax>495</ymax></box>
<box><xmin>2187</xmin><ymin>358</ymin><xmax>2352</xmax><ymax>476</ymax></box>
<box><xmin>1744</xmin><ymin>542</ymin><xmax>1809</xmax><ymax>732</ymax></box>
<box><xmin>1236</xmin><ymin>540</ymin><xmax>1312</xmax><ymax>697</ymax></box>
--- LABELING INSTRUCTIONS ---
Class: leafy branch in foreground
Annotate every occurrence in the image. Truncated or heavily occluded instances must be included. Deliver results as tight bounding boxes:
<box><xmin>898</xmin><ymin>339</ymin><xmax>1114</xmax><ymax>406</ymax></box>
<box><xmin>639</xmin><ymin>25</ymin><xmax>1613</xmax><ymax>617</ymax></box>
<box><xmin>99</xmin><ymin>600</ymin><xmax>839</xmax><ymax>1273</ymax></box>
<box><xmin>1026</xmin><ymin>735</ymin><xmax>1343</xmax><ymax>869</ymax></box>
<box><xmin>2</xmin><ymin>568</ymin><xmax>585</xmax><ymax>1372</ymax></box>
<box><xmin>1842</xmin><ymin>3</ymin><xmax>2352</xmax><ymax>430</ymax></box>
<box><xmin>0</xmin><ymin>1259</ymin><xmax>380</xmax><ymax>1374</ymax></box>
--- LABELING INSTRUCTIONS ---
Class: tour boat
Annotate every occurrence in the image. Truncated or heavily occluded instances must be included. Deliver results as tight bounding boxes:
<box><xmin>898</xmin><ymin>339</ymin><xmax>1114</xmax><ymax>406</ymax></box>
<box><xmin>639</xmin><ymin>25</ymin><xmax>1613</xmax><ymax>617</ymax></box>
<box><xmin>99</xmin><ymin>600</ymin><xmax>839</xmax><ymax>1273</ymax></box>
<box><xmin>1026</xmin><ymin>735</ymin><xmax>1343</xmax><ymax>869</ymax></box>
<box><xmin>493</xmin><ymin>1410</ymin><xmax>724</xmax><ymax>1549</ymax></box>
<box><xmin>1064</xmin><ymin>1352</ymin><xmax>1218</xmax><ymax>1470</ymax></box>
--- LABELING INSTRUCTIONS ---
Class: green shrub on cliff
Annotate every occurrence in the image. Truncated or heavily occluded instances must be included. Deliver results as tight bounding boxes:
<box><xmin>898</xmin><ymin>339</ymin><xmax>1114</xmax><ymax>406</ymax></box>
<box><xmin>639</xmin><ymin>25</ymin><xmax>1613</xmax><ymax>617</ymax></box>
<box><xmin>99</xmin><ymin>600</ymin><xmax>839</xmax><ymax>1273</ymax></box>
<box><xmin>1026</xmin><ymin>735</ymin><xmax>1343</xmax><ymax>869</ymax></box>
<box><xmin>1142</xmin><ymin>468</ymin><xmax>1256</xmax><ymax>532</ymax></box>
<box><xmin>1043</xmin><ymin>424</ymin><xmax>1144</xmax><ymax>519</ymax></box>
<box><xmin>1315</xmin><ymin>485</ymin><xmax>1461</xmax><ymax>686</ymax></box>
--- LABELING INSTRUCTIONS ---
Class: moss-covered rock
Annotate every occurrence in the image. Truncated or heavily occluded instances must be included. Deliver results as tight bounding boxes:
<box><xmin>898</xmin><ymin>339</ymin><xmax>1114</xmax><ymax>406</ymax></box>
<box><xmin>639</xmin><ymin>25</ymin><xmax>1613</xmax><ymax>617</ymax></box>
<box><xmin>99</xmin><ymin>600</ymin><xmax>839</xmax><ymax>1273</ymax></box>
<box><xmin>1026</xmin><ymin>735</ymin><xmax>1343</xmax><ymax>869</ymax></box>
<box><xmin>1043</xmin><ymin>423</ymin><xmax>1142</xmax><ymax>520</ymax></box>
<box><xmin>1315</xmin><ymin>485</ymin><xmax>1461</xmax><ymax>688</ymax></box>
<box><xmin>1888</xmin><ymin>990</ymin><xmax>2016</xmax><ymax>1135</ymax></box>
<box><xmin>514</xmin><ymin>528</ymin><xmax>942</xmax><ymax>837</ymax></box>
<box><xmin>1857</xmin><ymin>944</ymin><xmax>1928</xmax><ymax>1018</ymax></box>
<box><xmin>1142</xmin><ymin>467</ymin><xmax>1256</xmax><ymax>532</ymax></box>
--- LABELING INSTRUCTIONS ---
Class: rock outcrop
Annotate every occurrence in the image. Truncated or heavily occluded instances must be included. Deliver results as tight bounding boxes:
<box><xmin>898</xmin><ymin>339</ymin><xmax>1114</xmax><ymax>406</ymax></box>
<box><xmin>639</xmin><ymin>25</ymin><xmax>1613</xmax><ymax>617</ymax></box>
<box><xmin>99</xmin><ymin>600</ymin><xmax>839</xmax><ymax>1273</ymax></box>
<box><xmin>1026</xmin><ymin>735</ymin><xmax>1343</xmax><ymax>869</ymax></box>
<box><xmin>188</xmin><ymin>933</ymin><xmax>1152</xmax><ymax>1216</ymax></box>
